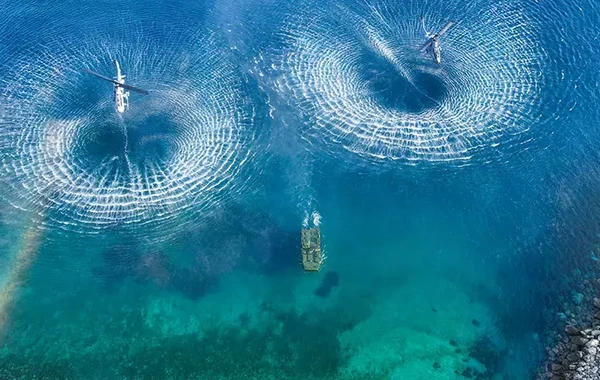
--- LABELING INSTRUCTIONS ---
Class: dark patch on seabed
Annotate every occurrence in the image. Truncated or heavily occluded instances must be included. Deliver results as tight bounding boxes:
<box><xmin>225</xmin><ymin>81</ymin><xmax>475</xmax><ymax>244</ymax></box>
<box><xmin>315</xmin><ymin>271</ymin><xmax>340</xmax><ymax>298</ymax></box>
<box><xmin>0</xmin><ymin>300</ymin><xmax>372</xmax><ymax>380</ymax></box>
<box><xmin>92</xmin><ymin>203</ymin><xmax>301</xmax><ymax>300</ymax></box>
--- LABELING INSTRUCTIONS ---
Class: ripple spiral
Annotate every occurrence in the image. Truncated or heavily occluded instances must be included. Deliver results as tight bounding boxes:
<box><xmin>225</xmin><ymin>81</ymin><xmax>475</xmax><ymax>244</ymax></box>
<box><xmin>0</xmin><ymin>27</ymin><xmax>257</xmax><ymax>233</ymax></box>
<box><xmin>269</xmin><ymin>0</ymin><xmax>555</xmax><ymax>164</ymax></box>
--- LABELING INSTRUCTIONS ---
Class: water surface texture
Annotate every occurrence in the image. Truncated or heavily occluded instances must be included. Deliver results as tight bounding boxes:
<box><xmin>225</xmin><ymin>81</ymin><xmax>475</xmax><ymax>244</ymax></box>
<box><xmin>0</xmin><ymin>0</ymin><xmax>599</xmax><ymax>379</ymax></box>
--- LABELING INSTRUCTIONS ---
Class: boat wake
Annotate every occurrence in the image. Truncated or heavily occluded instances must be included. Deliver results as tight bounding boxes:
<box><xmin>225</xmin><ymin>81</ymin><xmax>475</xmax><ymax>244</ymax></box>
<box><xmin>302</xmin><ymin>210</ymin><xmax>322</xmax><ymax>228</ymax></box>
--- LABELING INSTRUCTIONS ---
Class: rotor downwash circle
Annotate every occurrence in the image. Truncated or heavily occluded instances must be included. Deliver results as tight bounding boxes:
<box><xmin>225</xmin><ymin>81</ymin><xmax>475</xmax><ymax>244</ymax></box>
<box><xmin>0</xmin><ymin>30</ymin><xmax>258</xmax><ymax>233</ymax></box>
<box><xmin>271</xmin><ymin>1</ymin><xmax>550</xmax><ymax>164</ymax></box>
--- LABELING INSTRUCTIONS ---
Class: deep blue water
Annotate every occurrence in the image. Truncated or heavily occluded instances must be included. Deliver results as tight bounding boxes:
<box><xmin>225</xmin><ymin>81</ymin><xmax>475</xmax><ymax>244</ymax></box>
<box><xmin>0</xmin><ymin>0</ymin><xmax>600</xmax><ymax>378</ymax></box>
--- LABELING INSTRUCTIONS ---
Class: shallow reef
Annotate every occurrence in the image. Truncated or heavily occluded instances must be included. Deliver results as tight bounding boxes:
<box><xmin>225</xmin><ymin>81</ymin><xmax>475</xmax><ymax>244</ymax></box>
<box><xmin>0</xmin><ymin>289</ymin><xmax>374</xmax><ymax>380</ymax></box>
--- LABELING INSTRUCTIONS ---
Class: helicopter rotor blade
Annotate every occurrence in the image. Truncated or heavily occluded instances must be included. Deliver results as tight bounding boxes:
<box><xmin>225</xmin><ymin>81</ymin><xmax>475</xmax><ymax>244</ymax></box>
<box><xmin>434</xmin><ymin>21</ymin><xmax>454</xmax><ymax>38</ymax></box>
<box><xmin>420</xmin><ymin>39</ymin><xmax>433</xmax><ymax>52</ymax></box>
<box><xmin>420</xmin><ymin>15</ymin><xmax>430</xmax><ymax>37</ymax></box>
<box><xmin>84</xmin><ymin>68</ymin><xmax>149</xmax><ymax>95</ymax></box>
<box><xmin>84</xmin><ymin>68</ymin><xmax>118</xmax><ymax>84</ymax></box>
<box><xmin>118</xmin><ymin>83</ymin><xmax>149</xmax><ymax>95</ymax></box>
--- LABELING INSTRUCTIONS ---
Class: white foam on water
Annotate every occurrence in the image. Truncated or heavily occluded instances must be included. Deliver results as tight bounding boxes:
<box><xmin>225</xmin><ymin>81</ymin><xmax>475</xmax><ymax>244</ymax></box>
<box><xmin>262</xmin><ymin>0</ymin><xmax>559</xmax><ymax>164</ymax></box>
<box><xmin>0</xmin><ymin>28</ymin><xmax>258</xmax><ymax>235</ymax></box>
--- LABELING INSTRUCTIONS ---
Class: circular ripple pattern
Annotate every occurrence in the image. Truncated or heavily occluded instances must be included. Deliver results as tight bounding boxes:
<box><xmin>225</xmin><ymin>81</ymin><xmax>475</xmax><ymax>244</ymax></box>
<box><xmin>272</xmin><ymin>0</ymin><xmax>553</xmax><ymax>163</ymax></box>
<box><xmin>0</xmin><ymin>29</ymin><xmax>257</xmax><ymax>233</ymax></box>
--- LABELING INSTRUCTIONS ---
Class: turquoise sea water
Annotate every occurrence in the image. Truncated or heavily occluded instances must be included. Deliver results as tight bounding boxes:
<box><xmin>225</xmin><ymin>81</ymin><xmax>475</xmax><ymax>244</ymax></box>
<box><xmin>1</xmin><ymin>0</ymin><xmax>600</xmax><ymax>378</ymax></box>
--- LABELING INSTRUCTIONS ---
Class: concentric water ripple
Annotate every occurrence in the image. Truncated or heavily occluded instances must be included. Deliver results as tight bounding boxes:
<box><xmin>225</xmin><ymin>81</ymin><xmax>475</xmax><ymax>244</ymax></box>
<box><xmin>0</xmin><ymin>29</ymin><xmax>257</xmax><ymax>233</ymax></box>
<box><xmin>265</xmin><ymin>0</ymin><xmax>561</xmax><ymax>163</ymax></box>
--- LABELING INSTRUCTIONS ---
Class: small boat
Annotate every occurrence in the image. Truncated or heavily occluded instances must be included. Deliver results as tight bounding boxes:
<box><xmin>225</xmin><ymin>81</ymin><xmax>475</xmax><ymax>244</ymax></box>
<box><xmin>301</xmin><ymin>227</ymin><xmax>323</xmax><ymax>272</ymax></box>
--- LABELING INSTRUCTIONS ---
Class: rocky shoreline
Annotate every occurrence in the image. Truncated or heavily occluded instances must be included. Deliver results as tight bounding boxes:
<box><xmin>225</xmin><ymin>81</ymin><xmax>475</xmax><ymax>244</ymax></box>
<box><xmin>539</xmin><ymin>298</ymin><xmax>600</xmax><ymax>379</ymax></box>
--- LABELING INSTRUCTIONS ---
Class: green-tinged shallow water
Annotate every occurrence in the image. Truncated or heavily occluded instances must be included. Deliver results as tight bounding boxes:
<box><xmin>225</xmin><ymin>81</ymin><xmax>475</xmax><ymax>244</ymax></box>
<box><xmin>2</xmin><ymin>0</ymin><xmax>600</xmax><ymax>378</ymax></box>
<box><xmin>0</xmin><ymin>168</ymin><xmax>540</xmax><ymax>379</ymax></box>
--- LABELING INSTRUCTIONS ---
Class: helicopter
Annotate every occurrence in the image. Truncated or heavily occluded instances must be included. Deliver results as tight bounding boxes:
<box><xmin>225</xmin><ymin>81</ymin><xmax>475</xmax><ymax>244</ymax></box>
<box><xmin>84</xmin><ymin>60</ymin><xmax>148</xmax><ymax>113</ymax></box>
<box><xmin>420</xmin><ymin>16</ymin><xmax>455</xmax><ymax>65</ymax></box>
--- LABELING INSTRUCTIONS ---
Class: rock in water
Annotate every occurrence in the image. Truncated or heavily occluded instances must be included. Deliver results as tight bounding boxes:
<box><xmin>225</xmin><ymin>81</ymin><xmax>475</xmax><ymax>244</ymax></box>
<box><xmin>551</xmin><ymin>363</ymin><xmax>563</xmax><ymax>372</ymax></box>
<box><xmin>572</xmin><ymin>336</ymin><xmax>590</xmax><ymax>346</ymax></box>
<box><xmin>566</xmin><ymin>325</ymin><xmax>580</xmax><ymax>335</ymax></box>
